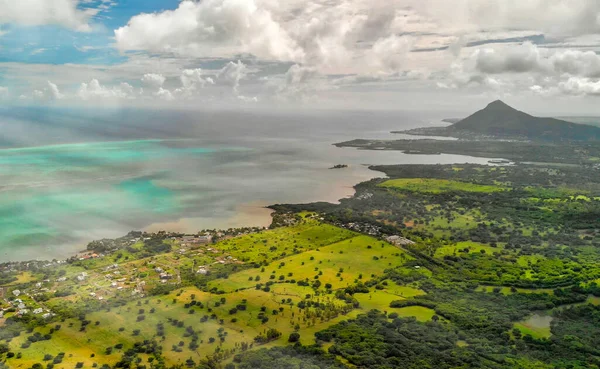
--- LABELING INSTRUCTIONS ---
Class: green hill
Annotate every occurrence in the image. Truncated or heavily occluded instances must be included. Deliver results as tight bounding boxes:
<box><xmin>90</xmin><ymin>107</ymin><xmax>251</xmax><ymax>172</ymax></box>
<box><xmin>449</xmin><ymin>100</ymin><xmax>600</xmax><ymax>141</ymax></box>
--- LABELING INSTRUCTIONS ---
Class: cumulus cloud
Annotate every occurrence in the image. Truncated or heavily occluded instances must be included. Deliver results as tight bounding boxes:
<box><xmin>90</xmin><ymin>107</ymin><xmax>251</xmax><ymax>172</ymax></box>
<box><xmin>474</xmin><ymin>43</ymin><xmax>543</xmax><ymax>74</ymax></box>
<box><xmin>275</xmin><ymin>64</ymin><xmax>323</xmax><ymax>101</ymax></box>
<box><xmin>180</xmin><ymin>69</ymin><xmax>214</xmax><ymax>91</ymax></box>
<box><xmin>367</xmin><ymin>35</ymin><xmax>414</xmax><ymax>73</ymax></box>
<box><xmin>441</xmin><ymin>41</ymin><xmax>600</xmax><ymax>97</ymax></box>
<box><xmin>32</xmin><ymin>81</ymin><xmax>64</xmax><ymax>101</ymax></box>
<box><xmin>472</xmin><ymin>42</ymin><xmax>600</xmax><ymax>78</ymax></box>
<box><xmin>113</xmin><ymin>0</ymin><xmax>424</xmax><ymax>75</ymax></box>
<box><xmin>411</xmin><ymin>0</ymin><xmax>600</xmax><ymax>38</ymax></box>
<box><xmin>141</xmin><ymin>73</ymin><xmax>166</xmax><ymax>88</ymax></box>
<box><xmin>559</xmin><ymin>77</ymin><xmax>600</xmax><ymax>96</ymax></box>
<box><xmin>114</xmin><ymin>0</ymin><xmax>303</xmax><ymax>62</ymax></box>
<box><xmin>77</xmin><ymin>79</ymin><xmax>135</xmax><ymax>100</ymax></box>
<box><xmin>217</xmin><ymin>61</ymin><xmax>249</xmax><ymax>93</ymax></box>
<box><xmin>0</xmin><ymin>0</ymin><xmax>92</xmax><ymax>31</ymax></box>
<box><xmin>155</xmin><ymin>87</ymin><xmax>174</xmax><ymax>101</ymax></box>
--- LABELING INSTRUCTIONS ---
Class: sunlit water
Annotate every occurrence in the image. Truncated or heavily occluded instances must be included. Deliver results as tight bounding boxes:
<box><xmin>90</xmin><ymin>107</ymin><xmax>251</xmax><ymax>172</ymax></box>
<box><xmin>0</xmin><ymin>107</ymin><xmax>498</xmax><ymax>261</ymax></box>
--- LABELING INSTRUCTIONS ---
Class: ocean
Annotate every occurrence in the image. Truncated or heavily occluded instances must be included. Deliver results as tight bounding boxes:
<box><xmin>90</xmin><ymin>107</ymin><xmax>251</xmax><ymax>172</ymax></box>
<box><xmin>0</xmin><ymin>107</ymin><xmax>497</xmax><ymax>261</ymax></box>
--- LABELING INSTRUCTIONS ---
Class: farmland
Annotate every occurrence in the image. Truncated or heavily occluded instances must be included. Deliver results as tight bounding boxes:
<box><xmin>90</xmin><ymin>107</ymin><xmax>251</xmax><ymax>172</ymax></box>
<box><xmin>2</xmin><ymin>163</ymin><xmax>600</xmax><ymax>369</ymax></box>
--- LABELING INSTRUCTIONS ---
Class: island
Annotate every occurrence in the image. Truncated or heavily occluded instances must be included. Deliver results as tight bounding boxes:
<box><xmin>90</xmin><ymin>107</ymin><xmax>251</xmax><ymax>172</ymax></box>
<box><xmin>2</xmin><ymin>102</ymin><xmax>600</xmax><ymax>369</ymax></box>
<box><xmin>395</xmin><ymin>100</ymin><xmax>600</xmax><ymax>142</ymax></box>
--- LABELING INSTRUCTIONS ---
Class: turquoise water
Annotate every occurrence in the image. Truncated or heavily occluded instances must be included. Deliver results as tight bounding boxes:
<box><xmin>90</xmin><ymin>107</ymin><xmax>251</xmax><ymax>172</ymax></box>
<box><xmin>0</xmin><ymin>140</ymin><xmax>229</xmax><ymax>260</ymax></box>
<box><xmin>0</xmin><ymin>109</ymin><xmax>500</xmax><ymax>261</ymax></box>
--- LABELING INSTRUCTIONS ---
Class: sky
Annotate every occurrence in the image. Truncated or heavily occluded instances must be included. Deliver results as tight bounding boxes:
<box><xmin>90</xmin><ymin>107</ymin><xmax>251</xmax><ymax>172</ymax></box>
<box><xmin>1</xmin><ymin>0</ymin><xmax>600</xmax><ymax>114</ymax></box>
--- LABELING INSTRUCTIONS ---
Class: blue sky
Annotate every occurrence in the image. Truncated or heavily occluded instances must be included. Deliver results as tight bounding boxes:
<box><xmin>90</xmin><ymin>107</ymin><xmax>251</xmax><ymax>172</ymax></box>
<box><xmin>0</xmin><ymin>0</ymin><xmax>599</xmax><ymax>113</ymax></box>
<box><xmin>0</xmin><ymin>0</ymin><xmax>178</xmax><ymax>65</ymax></box>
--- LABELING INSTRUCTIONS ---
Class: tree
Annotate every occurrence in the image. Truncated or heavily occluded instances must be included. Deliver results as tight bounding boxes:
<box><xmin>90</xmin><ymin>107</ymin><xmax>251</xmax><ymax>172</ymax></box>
<box><xmin>288</xmin><ymin>333</ymin><xmax>300</xmax><ymax>343</ymax></box>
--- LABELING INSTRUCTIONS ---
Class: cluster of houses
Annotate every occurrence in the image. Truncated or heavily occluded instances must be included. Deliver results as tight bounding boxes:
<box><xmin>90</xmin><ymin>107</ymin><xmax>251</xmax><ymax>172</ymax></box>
<box><xmin>3</xmin><ymin>289</ymin><xmax>54</xmax><ymax>318</ymax></box>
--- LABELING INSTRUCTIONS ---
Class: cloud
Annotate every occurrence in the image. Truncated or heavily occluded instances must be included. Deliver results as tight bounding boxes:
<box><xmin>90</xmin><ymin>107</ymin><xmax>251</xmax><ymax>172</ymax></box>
<box><xmin>141</xmin><ymin>73</ymin><xmax>166</xmax><ymax>88</ymax></box>
<box><xmin>472</xmin><ymin>42</ymin><xmax>600</xmax><ymax>78</ymax></box>
<box><xmin>32</xmin><ymin>81</ymin><xmax>64</xmax><ymax>101</ymax></box>
<box><xmin>559</xmin><ymin>77</ymin><xmax>600</xmax><ymax>96</ymax></box>
<box><xmin>411</xmin><ymin>0</ymin><xmax>600</xmax><ymax>39</ymax></box>
<box><xmin>113</xmin><ymin>0</ymin><xmax>422</xmax><ymax>75</ymax></box>
<box><xmin>474</xmin><ymin>43</ymin><xmax>543</xmax><ymax>74</ymax></box>
<box><xmin>217</xmin><ymin>60</ymin><xmax>249</xmax><ymax>93</ymax></box>
<box><xmin>180</xmin><ymin>69</ymin><xmax>214</xmax><ymax>91</ymax></box>
<box><xmin>77</xmin><ymin>79</ymin><xmax>135</xmax><ymax>100</ymax></box>
<box><xmin>114</xmin><ymin>0</ymin><xmax>303</xmax><ymax>62</ymax></box>
<box><xmin>481</xmin><ymin>43</ymin><xmax>600</xmax><ymax>75</ymax></box>
<box><xmin>0</xmin><ymin>86</ymin><xmax>8</xmax><ymax>99</ymax></box>
<box><xmin>275</xmin><ymin>64</ymin><xmax>323</xmax><ymax>101</ymax></box>
<box><xmin>442</xmin><ymin>41</ymin><xmax>600</xmax><ymax>97</ymax></box>
<box><xmin>0</xmin><ymin>0</ymin><xmax>92</xmax><ymax>31</ymax></box>
<box><xmin>368</xmin><ymin>35</ymin><xmax>414</xmax><ymax>73</ymax></box>
<box><xmin>155</xmin><ymin>87</ymin><xmax>174</xmax><ymax>101</ymax></box>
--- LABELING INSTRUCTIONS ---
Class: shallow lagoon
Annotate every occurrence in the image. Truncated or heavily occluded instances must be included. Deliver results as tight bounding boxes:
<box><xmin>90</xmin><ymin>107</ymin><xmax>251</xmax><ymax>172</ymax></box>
<box><xmin>0</xmin><ymin>108</ymin><xmax>498</xmax><ymax>261</ymax></box>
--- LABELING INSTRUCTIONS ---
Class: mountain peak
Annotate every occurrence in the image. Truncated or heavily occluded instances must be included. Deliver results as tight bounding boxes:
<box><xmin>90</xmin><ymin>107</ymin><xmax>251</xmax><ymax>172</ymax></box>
<box><xmin>485</xmin><ymin>100</ymin><xmax>512</xmax><ymax>110</ymax></box>
<box><xmin>450</xmin><ymin>99</ymin><xmax>600</xmax><ymax>141</ymax></box>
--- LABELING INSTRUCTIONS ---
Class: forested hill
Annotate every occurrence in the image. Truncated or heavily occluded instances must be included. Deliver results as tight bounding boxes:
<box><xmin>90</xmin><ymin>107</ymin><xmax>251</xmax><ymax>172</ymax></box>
<box><xmin>449</xmin><ymin>100</ymin><xmax>600</xmax><ymax>141</ymax></box>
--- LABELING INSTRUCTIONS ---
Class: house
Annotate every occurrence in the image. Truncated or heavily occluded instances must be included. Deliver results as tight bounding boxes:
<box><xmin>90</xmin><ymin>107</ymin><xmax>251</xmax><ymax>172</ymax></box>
<box><xmin>159</xmin><ymin>273</ymin><xmax>172</xmax><ymax>280</ymax></box>
<box><xmin>197</xmin><ymin>235</ymin><xmax>212</xmax><ymax>243</ymax></box>
<box><xmin>386</xmin><ymin>235</ymin><xmax>415</xmax><ymax>246</ymax></box>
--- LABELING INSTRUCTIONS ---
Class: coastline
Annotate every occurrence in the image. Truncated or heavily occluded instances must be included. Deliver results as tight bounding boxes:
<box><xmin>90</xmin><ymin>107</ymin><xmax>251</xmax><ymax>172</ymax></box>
<box><xmin>2</xmin><ymin>164</ymin><xmax>384</xmax><ymax>264</ymax></box>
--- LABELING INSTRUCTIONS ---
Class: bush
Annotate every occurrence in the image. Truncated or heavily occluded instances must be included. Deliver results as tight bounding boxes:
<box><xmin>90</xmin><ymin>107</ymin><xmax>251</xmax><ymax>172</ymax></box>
<box><xmin>288</xmin><ymin>332</ymin><xmax>300</xmax><ymax>343</ymax></box>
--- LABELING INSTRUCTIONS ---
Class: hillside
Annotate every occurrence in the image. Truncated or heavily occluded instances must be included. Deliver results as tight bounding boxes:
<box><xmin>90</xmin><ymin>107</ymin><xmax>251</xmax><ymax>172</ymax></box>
<box><xmin>448</xmin><ymin>100</ymin><xmax>600</xmax><ymax>141</ymax></box>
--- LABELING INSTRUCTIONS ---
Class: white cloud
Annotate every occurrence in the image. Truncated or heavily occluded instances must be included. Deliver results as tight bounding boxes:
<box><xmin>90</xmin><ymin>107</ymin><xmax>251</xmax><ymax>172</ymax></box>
<box><xmin>559</xmin><ymin>77</ymin><xmax>600</xmax><ymax>96</ymax></box>
<box><xmin>275</xmin><ymin>64</ymin><xmax>323</xmax><ymax>101</ymax></box>
<box><xmin>47</xmin><ymin>81</ymin><xmax>64</xmax><ymax>100</ymax></box>
<box><xmin>474</xmin><ymin>43</ymin><xmax>543</xmax><ymax>74</ymax></box>
<box><xmin>368</xmin><ymin>35</ymin><xmax>414</xmax><ymax>73</ymax></box>
<box><xmin>32</xmin><ymin>81</ymin><xmax>64</xmax><ymax>101</ymax></box>
<box><xmin>77</xmin><ymin>79</ymin><xmax>135</xmax><ymax>100</ymax></box>
<box><xmin>0</xmin><ymin>0</ymin><xmax>92</xmax><ymax>31</ymax></box>
<box><xmin>180</xmin><ymin>69</ymin><xmax>214</xmax><ymax>91</ymax></box>
<box><xmin>440</xmin><ymin>41</ymin><xmax>600</xmax><ymax>97</ymax></box>
<box><xmin>155</xmin><ymin>87</ymin><xmax>174</xmax><ymax>101</ymax></box>
<box><xmin>411</xmin><ymin>0</ymin><xmax>600</xmax><ymax>38</ymax></box>
<box><xmin>471</xmin><ymin>42</ymin><xmax>600</xmax><ymax>78</ymax></box>
<box><xmin>113</xmin><ymin>0</ymin><xmax>425</xmax><ymax>75</ymax></box>
<box><xmin>0</xmin><ymin>86</ymin><xmax>8</xmax><ymax>99</ymax></box>
<box><xmin>217</xmin><ymin>61</ymin><xmax>249</xmax><ymax>93</ymax></box>
<box><xmin>115</xmin><ymin>0</ymin><xmax>303</xmax><ymax>62</ymax></box>
<box><xmin>141</xmin><ymin>73</ymin><xmax>166</xmax><ymax>88</ymax></box>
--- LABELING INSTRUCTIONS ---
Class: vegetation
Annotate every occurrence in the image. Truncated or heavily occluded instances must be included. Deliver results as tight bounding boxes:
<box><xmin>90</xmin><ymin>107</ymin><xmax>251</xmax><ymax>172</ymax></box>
<box><xmin>2</xmin><ymin>123</ymin><xmax>600</xmax><ymax>368</ymax></box>
<box><xmin>397</xmin><ymin>100</ymin><xmax>600</xmax><ymax>142</ymax></box>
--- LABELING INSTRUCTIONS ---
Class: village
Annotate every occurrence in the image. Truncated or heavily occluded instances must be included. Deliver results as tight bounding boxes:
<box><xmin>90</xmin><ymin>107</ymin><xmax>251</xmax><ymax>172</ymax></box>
<box><xmin>0</xmin><ymin>226</ymin><xmax>270</xmax><ymax>325</ymax></box>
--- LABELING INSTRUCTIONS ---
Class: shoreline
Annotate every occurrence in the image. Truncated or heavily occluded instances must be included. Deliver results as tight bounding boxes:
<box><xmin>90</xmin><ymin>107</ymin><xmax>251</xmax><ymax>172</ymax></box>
<box><xmin>2</xmin><ymin>143</ymin><xmax>498</xmax><ymax>264</ymax></box>
<box><xmin>2</xmin><ymin>164</ymin><xmax>381</xmax><ymax>264</ymax></box>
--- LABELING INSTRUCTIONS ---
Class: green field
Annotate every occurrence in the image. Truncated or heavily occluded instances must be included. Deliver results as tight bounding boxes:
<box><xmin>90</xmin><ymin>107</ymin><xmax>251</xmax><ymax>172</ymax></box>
<box><xmin>514</xmin><ymin>314</ymin><xmax>552</xmax><ymax>339</ymax></box>
<box><xmin>434</xmin><ymin>241</ymin><xmax>502</xmax><ymax>258</ymax></box>
<box><xmin>211</xmin><ymin>235</ymin><xmax>412</xmax><ymax>293</ymax></box>
<box><xmin>380</xmin><ymin>178</ymin><xmax>506</xmax><ymax>194</ymax></box>
<box><xmin>2</xmin><ymin>220</ymin><xmax>417</xmax><ymax>369</ymax></box>
<box><xmin>394</xmin><ymin>306</ymin><xmax>437</xmax><ymax>322</ymax></box>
